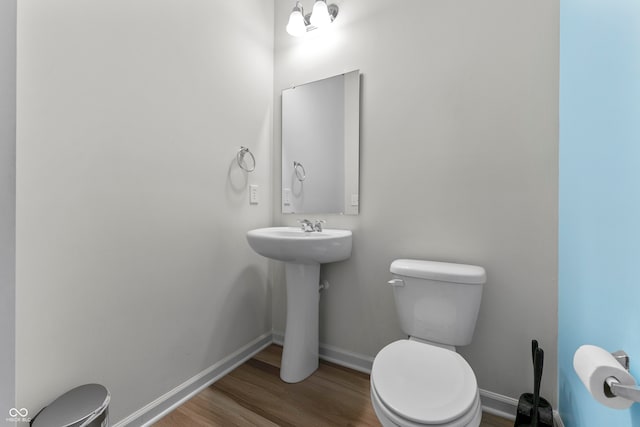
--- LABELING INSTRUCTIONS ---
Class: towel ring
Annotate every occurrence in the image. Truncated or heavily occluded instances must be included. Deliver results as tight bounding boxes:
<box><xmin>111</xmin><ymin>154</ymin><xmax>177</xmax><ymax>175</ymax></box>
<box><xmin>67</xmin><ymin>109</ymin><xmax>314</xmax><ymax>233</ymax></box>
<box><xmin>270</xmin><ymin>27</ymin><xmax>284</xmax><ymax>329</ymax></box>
<box><xmin>237</xmin><ymin>146</ymin><xmax>255</xmax><ymax>172</ymax></box>
<box><xmin>293</xmin><ymin>161</ymin><xmax>306</xmax><ymax>181</ymax></box>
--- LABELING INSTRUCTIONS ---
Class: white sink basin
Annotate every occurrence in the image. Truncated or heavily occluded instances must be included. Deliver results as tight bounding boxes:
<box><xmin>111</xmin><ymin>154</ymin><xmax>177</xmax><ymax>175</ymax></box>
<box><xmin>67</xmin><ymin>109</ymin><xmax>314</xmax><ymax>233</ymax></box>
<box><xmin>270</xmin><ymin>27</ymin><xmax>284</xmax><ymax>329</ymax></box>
<box><xmin>246</xmin><ymin>226</ymin><xmax>352</xmax><ymax>383</ymax></box>
<box><xmin>246</xmin><ymin>227</ymin><xmax>352</xmax><ymax>264</ymax></box>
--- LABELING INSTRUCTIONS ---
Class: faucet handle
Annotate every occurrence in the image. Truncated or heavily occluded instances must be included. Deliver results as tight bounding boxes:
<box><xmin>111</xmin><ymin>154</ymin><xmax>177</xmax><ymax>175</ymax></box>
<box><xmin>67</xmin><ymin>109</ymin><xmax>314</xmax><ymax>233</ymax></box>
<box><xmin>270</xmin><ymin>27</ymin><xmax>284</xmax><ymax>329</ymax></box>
<box><xmin>297</xmin><ymin>219</ymin><xmax>314</xmax><ymax>232</ymax></box>
<box><xmin>313</xmin><ymin>219</ymin><xmax>326</xmax><ymax>232</ymax></box>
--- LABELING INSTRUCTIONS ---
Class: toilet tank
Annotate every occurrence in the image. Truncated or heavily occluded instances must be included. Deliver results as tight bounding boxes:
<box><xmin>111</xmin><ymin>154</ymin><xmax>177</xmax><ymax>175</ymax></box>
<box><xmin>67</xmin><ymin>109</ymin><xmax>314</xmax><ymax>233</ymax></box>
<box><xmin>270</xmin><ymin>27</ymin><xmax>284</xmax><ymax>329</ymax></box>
<box><xmin>389</xmin><ymin>259</ymin><xmax>486</xmax><ymax>347</ymax></box>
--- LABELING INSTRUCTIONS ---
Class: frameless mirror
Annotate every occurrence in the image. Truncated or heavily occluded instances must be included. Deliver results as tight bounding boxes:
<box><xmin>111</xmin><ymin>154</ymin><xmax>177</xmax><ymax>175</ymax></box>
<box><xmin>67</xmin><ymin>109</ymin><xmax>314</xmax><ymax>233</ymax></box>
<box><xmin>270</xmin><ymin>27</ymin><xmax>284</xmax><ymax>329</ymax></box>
<box><xmin>281</xmin><ymin>70</ymin><xmax>360</xmax><ymax>215</ymax></box>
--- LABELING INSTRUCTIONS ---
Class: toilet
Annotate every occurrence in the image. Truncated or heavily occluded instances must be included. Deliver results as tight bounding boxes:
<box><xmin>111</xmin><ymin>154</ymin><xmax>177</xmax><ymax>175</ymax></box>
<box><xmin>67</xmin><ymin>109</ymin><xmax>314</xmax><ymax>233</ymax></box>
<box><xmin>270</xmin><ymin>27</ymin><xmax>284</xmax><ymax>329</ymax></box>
<box><xmin>370</xmin><ymin>259</ymin><xmax>486</xmax><ymax>427</ymax></box>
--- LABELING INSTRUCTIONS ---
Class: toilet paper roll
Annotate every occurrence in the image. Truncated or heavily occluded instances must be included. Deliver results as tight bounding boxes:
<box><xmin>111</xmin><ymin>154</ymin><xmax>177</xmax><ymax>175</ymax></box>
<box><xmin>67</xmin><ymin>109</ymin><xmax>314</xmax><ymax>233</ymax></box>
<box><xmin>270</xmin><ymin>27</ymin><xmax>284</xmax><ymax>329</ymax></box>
<box><xmin>573</xmin><ymin>344</ymin><xmax>636</xmax><ymax>409</ymax></box>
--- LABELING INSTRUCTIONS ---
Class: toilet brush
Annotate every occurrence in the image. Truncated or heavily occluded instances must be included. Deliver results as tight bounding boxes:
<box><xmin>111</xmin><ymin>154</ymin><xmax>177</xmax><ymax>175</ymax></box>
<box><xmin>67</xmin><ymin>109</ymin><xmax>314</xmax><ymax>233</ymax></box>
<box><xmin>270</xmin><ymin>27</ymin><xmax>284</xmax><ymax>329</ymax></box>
<box><xmin>531</xmin><ymin>348</ymin><xmax>542</xmax><ymax>426</ymax></box>
<box><xmin>514</xmin><ymin>340</ymin><xmax>554</xmax><ymax>427</ymax></box>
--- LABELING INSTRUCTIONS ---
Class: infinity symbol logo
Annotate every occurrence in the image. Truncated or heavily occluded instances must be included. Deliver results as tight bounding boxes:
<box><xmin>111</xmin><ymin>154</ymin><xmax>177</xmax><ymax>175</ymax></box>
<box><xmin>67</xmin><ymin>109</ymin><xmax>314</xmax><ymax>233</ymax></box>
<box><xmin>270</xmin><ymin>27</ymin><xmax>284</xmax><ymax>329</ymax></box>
<box><xmin>9</xmin><ymin>408</ymin><xmax>28</xmax><ymax>417</ymax></box>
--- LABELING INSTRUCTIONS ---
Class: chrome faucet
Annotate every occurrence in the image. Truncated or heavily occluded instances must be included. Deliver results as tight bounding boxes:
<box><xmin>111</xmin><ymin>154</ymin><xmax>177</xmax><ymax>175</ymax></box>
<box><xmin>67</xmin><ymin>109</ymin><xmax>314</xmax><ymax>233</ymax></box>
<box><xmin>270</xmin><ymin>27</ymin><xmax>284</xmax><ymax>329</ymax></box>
<box><xmin>313</xmin><ymin>220</ymin><xmax>326</xmax><ymax>232</ymax></box>
<box><xmin>298</xmin><ymin>219</ymin><xmax>326</xmax><ymax>232</ymax></box>
<box><xmin>298</xmin><ymin>219</ymin><xmax>314</xmax><ymax>232</ymax></box>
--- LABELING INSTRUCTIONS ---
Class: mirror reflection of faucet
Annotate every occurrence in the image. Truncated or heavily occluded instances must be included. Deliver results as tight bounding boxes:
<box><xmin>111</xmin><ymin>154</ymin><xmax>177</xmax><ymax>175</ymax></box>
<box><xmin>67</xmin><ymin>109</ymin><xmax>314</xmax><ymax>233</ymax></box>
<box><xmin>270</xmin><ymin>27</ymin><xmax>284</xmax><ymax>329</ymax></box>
<box><xmin>297</xmin><ymin>219</ymin><xmax>326</xmax><ymax>232</ymax></box>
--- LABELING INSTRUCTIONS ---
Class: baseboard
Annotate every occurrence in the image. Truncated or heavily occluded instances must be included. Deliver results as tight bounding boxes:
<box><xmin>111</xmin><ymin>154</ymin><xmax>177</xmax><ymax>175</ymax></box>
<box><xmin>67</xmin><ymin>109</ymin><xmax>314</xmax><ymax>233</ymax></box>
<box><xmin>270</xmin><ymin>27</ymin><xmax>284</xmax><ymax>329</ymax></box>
<box><xmin>272</xmin><ymin>331</ymin><xmax>374</xmax><ymax>374</ymax></box>
<box><xmin>273</xmin><ymin>331</ymin><xmax>564</xmax><ymax>426</ymax></box>
<box><xmin>479</xmin><ymin>389</ymin><xmax>517</xmax><ymax>420</ymax></box>
<box><xmin>113</xmin><ymin>331</ymin><xmax>565</xmax><ymax>427</ymax></box>
<box><xmin>112</xmin><ymin>332</ymin><xmax>273</xmax><ymax>427</ymax></box>
<box><xmin>476</xmin><ymin>390</ymin><xmax>563</xmax><ymax>427</ymax></box>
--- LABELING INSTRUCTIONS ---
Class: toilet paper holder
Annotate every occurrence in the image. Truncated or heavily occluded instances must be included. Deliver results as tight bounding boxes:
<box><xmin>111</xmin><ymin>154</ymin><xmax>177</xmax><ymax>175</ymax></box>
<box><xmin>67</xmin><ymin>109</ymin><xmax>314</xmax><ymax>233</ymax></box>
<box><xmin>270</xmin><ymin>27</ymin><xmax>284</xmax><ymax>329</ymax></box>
<box><xmin>606</xmin><ymin>350</ymin><xmax>640</xmax><ymax>403</ymax></box>
<box><xmin>612</xmin><ymin>350</ymin><xmax>630</xmax><ymax>370</ymax></box>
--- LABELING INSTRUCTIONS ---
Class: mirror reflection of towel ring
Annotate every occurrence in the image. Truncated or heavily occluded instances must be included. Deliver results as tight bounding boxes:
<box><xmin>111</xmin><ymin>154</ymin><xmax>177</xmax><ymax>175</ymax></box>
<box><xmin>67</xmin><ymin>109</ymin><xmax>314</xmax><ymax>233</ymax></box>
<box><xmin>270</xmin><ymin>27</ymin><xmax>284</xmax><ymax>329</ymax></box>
<box><xmin>293</xmin><ymin>161</ymin><xmax>306</xmax><ymax>181</ymax></box>
<box><xmin>237</xmin><ymin>146</ymin><xmax>255</xmax><ymax>172</ymax></box>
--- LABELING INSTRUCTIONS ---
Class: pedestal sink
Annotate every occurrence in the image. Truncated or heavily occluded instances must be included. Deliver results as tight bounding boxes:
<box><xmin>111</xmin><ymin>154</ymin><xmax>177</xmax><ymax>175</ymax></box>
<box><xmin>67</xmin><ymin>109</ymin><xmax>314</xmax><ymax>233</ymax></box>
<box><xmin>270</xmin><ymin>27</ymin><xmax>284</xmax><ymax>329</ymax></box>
<box><xmin>246</xmin><ymin>227</ymin><xmax>352</xmax><ymax>383</ymax></box>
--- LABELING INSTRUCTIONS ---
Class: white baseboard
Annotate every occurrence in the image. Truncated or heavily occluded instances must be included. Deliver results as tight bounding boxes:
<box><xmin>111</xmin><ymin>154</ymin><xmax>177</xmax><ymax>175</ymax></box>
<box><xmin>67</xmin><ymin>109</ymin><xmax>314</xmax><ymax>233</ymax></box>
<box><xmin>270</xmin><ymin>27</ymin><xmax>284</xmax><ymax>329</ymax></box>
<box><xmin>275</xmin><ymin>330</ymin><xmax>517</xmax><ymax>418</ymax></box>
<box><xmin>114</xmin><ymin>331</ymin><xmax>564</xmax><ymax>427</ymax></box>
<box><xmin>479</xmin><ymin>389</ymin><xmax>517</xmax><ymax>420</ymax></box>
<box><xmin>458</xmin><ymin>382</ymin><xmax>564</xmax><ymax>427</ymax></box>
<box><xmin>273</xmin><ymin>331</ymin><xmax>564</xmax><ymax>426</ymax></box>
<box><xmin>479</xmin><ymin>391</ymin><xmax>563</xmax><ymax>426</ymax></box>
<box><xmin>112</xmin><ymin>332</ymin><xmax>272</xmax><ymax>427</ymax></box>
<box><xmin>272</xmin><ymin>331</ymin><xmax>374</xmax><ymax>374</ymax></box>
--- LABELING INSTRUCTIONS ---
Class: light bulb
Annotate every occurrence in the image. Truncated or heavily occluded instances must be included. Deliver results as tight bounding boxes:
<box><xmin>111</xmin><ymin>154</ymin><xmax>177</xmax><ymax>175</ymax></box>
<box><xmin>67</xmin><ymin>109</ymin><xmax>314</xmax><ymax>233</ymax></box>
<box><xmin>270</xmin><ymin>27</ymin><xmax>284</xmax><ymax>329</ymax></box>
<box><xmin>286</xmin><ymin>9</ymin><xmax>307</xmax><ymax>37</ymax></box>
<box><xmin>310</xmin><ymin>0</ymin><xmax>331</xmax><ymax>28</ymax></box>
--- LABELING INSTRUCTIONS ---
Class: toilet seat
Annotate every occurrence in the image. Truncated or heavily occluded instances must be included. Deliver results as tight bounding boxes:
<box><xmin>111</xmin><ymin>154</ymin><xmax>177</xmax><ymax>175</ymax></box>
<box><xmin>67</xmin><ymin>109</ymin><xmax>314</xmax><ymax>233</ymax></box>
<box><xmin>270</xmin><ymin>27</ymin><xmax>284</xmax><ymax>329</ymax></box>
<box><xmin>370</xmin><ymin>340</ymin><xmax>480</xmax><ymax>426</ymax></box>
<box><xmin>371</xmin><ymin>381</ymin><xmax>482</xmax><ymax>427</ymax></box>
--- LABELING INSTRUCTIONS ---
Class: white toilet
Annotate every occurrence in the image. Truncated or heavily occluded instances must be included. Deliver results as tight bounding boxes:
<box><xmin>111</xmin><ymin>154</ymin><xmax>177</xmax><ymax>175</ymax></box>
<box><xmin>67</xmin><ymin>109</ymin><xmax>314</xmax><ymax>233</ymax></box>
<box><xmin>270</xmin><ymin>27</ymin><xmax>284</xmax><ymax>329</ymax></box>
<box><xmin>370</xmin><ymin>259</ymin><xmax>486</xmax><ymax>427</ymax></box>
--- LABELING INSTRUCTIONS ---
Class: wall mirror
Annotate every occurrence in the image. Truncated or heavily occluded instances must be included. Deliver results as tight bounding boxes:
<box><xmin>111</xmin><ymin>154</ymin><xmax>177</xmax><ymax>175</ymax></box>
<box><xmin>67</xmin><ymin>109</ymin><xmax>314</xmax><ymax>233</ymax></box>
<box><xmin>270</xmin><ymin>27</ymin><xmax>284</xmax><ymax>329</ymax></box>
<box><xmin>281</xmin><ymin>70</ymin><xmax>360</xmax><ymax>215</ymax></box>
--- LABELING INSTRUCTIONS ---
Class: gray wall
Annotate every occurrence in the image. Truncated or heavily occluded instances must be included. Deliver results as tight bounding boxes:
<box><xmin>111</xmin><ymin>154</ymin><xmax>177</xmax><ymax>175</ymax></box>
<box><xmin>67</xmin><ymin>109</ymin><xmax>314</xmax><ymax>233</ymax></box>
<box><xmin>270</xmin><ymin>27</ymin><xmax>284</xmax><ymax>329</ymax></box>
<box><xmin>0</xmin><ymin>0</ymin><xmax>16</xmax><ymax>424</ymax></box>
<box><xmin>273</xmin><ymin>0</ymin><xmax>559</xmax><ymax>403</ymax></box>
<box><xmin>16</xmin><ymin>0</ymin><xmax>274</xmax><ymax>423</ymax></box>
<box><xmin>12</xmin><ymin>0</ymin><xmax>558</xmax><ymax>421</ymax></box>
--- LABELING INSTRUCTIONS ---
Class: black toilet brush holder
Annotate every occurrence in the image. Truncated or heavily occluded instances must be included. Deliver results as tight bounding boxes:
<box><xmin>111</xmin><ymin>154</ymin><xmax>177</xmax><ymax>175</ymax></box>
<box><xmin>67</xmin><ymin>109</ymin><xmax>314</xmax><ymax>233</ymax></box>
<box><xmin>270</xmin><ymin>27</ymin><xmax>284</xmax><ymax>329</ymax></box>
<box><xmin>514</xmin><ymin>340</ymin><xmax>553</xmax><ymax>427</ymax></box>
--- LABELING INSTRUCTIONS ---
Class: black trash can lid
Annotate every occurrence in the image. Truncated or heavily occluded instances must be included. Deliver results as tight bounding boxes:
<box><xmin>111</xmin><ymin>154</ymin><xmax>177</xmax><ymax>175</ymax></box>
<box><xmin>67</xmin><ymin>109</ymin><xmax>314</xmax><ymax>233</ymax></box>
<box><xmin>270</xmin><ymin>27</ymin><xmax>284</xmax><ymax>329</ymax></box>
<box><xmin>32</xmin><ymin>384</ymin><xmax>110</xmax><ymax>427</ymax></box>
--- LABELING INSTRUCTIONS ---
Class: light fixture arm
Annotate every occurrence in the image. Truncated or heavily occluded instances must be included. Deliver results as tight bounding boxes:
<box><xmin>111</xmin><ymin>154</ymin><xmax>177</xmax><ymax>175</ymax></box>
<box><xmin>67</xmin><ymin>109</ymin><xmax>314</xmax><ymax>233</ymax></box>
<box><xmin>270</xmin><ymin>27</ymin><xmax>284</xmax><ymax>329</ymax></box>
<box><xmin>294</xmin><ymin>1</ymin><xmax>311</xmax><ymax>26</ymax></box>
<box><xmin>326</xmin><ymin>4</ymin><xmax>339</xmax><ymax>21</ymax></box>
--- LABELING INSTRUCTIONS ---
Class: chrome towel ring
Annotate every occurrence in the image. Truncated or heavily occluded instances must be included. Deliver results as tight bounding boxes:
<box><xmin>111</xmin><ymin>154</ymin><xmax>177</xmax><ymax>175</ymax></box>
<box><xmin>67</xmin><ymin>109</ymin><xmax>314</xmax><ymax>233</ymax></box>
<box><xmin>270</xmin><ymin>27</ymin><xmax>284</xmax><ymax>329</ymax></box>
<box><xmin>293</xmin><ymin>161</ymin><xmax>306</xmax><ymax>181</ymax></box>
<box><xmin>237</xmin><ymin>146</ymin><xmax>255</xmax><ymax>172</ymax></box>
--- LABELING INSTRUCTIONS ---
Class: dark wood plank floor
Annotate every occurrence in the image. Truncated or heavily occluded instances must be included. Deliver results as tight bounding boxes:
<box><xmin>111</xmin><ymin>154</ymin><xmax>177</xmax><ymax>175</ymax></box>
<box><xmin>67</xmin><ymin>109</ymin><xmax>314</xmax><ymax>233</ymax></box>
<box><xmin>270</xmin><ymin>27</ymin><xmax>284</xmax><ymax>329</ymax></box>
<box><xmin>154</xmin><ymin>345</ymin><xmax>513</xmax><ymax>427</ymax></box>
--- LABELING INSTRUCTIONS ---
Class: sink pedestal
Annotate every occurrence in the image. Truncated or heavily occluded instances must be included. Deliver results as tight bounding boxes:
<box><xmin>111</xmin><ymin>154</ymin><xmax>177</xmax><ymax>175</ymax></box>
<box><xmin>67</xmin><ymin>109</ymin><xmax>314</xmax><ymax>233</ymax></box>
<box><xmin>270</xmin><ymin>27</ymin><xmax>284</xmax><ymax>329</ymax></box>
<box><xmin>281</xmin><ymin>262</ymin><xmax>320</xmax><ymax>383</ymax></box>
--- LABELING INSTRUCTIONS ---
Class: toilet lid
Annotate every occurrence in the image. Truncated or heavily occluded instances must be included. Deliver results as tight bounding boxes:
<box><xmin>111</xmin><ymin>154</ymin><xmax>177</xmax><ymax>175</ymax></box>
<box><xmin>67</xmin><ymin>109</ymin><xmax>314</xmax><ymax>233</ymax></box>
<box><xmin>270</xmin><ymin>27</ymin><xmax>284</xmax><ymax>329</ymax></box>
<box><xmin>371</xmin><ymin>340</ymin><xmax>478</xmax><ymax>425</ymax></box>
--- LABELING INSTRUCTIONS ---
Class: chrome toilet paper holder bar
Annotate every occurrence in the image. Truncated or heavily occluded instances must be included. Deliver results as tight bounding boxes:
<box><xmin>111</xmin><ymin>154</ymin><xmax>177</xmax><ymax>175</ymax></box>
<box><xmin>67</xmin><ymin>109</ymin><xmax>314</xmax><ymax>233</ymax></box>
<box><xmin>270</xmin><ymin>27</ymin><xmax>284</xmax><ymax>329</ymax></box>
<box><xmin>606</xmin><ymin>351</ymin><xmax>640</xmax><ymax>403</ymax></box>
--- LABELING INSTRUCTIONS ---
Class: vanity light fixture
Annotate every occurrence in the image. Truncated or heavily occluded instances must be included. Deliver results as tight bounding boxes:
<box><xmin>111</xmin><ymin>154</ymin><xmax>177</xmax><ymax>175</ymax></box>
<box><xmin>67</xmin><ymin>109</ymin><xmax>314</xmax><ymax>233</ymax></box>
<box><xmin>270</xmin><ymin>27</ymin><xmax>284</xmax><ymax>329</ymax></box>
<box><xmin>286</xmin><ymin>0</ymin><xmax>339</xmax><ymax>37</ymax></box>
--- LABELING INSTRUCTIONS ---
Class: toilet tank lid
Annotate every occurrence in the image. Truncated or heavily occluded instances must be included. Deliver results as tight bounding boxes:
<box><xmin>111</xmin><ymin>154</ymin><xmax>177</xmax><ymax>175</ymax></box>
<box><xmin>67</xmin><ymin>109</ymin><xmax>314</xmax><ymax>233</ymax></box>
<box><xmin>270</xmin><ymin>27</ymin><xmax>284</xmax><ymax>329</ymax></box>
<box><xmin>390</xmin><ymin>259</ymin><xmax>486</xmax><ymax>284</ymax></box>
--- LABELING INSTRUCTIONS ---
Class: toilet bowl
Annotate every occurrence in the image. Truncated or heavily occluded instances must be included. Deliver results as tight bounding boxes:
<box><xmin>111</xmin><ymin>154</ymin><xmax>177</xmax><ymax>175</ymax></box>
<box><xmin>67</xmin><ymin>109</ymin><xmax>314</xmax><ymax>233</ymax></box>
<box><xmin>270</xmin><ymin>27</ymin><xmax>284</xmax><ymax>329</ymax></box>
<box><xmin>370</xmin><ymin>339</ymin><xmax>482</xmax><ymax>427</ymax></box>
<box><xmin>370</xmin><ymin>259</ymin><xmax>486</xmax><ymax>427</ymax></box>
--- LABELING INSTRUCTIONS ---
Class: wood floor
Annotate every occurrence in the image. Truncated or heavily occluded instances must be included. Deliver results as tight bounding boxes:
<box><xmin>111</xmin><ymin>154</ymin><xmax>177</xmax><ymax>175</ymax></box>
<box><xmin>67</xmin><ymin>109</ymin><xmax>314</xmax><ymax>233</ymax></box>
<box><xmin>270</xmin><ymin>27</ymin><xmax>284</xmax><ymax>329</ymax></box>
<box><xmin>153</xmin><ymin>345</ymin><xmax>513</xmax><ymax>427</ymax></box>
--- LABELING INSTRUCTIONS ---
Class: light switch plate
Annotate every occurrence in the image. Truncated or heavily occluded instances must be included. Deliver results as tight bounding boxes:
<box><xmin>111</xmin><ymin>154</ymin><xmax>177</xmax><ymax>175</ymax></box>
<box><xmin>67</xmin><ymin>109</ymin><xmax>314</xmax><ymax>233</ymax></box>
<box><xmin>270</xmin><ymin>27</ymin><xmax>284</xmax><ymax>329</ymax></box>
<box><xmin>250</xmin><ymin>185</ymin><xmax>259</xmax><ymax>204</ymax></box>
<box><xmin>283</xmin><ymin>188</ymin><xmax>291</xmax><ymax>206</ymax></box>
